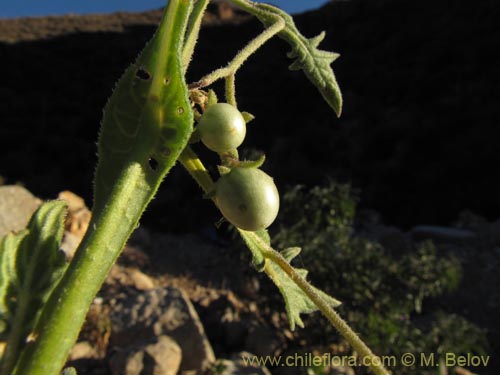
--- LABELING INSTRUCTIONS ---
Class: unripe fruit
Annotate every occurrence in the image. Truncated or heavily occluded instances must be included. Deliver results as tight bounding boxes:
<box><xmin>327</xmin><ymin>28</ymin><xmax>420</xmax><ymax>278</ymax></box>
<box><xmin>215</xmin><ymin>167</ymin><xmax>279</xmax><ymax>231</ymax></box>
<box><xmin>197</xmin><ymin>103</ymin><xmax>246</xmax><ymax>153</ymax></box>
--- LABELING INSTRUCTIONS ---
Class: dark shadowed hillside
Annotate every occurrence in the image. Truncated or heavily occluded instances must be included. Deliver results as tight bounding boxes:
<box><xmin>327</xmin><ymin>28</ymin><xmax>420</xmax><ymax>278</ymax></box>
<box><xmin>1</xmin><ymin>0</ymin><xmax>499</xmax><ymax>231</ymax></box>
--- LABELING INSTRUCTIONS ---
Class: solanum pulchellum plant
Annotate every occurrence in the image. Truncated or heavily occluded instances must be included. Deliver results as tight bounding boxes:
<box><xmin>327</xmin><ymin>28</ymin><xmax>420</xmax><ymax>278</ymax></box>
<box><xmin>0</xmin><ymin>1</ymin><xmax>390</xmax><ymax>375</ymax></box>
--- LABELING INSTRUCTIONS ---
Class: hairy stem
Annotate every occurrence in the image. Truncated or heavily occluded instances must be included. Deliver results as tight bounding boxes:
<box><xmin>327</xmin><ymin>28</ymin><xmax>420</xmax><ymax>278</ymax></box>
<box><xmin>178</xmin><ymin>148</ymin><xmax>390</xmax><ymax>375</ymax></box>
<box><xmin>178</xmin><ymin>146</ymin><xmax>215</xmax><ymax>193</ymax></box>
<box><xmin>225</xmin><ymin>73</ymin><xmax>237</xmax><ymax>107</ymax></box>
<box><xmin>13</xmin><ymin>165</ymin><xmax>144</xmax><ymax>375</ymax></box>
<box><xmin>12</xmin><ymin>2</ymin><xmax>191</xmax><ymax>374</ymax></box>
<box><xmin>189</xmin><ymin>15</ymin><xmax>285</xmax><ymax>89</ymax></box>
<box><xmin>182</xmin><ymin>0</ymin><xmax>209</xmax><ymax>73</ymax></box>
<box><xmin>243</xmin><ymin>230</ymin><xmax>390</xmax><ymax>375</ymax></box>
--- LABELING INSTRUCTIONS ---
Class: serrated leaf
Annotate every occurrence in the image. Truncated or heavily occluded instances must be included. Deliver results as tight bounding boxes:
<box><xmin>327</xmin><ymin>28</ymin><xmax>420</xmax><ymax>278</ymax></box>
<box><xmin>0</xmin><ymin>201</ymin><xmax>67</xmax><ymax>373</ymax></box>
<box><xmin>266</xmin><ymin>259</ymin><xmax>341</xmax><ymax>330</ymax></box>
<box><xmin>253</xmin><ymin>4</ymin><xmax>342</xmax><ymax>116</ymax></box>
<box><xmin>239</xmin><ymin>230</ymin><xmax>341</xmax><ymax>330</ymax></box>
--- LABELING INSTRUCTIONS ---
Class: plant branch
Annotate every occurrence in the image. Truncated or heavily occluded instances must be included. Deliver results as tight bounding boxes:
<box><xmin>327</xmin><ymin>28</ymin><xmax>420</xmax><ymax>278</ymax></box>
<box><xmin>178</xmin><ymin>146</ymin><xmax>215</xmax><ymax>193</ymax></box>
<box><xmin>11</xmin><ymin>2</ymin><xmax>192</xmax><ymax>374</ymax></box>
<box><xmin>188</xmin><ymin>15</ymin><xmax>284</xmax><ymax>89</ymax></box>
<box><xmin>240</xmin><ymin>230</ymin><xmax>391</xmax><ymax>375</ymax></box>
<box><xmin>225</xmin><ymin>73</ymin><xmax>237</xmax><ymax>107</ymax></box>
<box><xmin>182</xmin><ymin>0</ymin><xmax>209</xmax><ymax>73</ymax></box>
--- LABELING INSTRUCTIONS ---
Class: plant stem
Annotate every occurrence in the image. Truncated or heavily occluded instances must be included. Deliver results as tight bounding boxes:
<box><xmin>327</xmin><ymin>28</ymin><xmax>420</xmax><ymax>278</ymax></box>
<box><xmin>13</xmin><ymin>165</ymin><xmax>145</xmax><ymax>375</ymax></box>
<box><xmin>12</xmin><ymin>2</ymin><xmax>191</xmax><ymax>374</ymax></box>
<box><xmin>225</xmin><ymin>73</ymin><xmax>237</xmax><ymax>107</ymax></box>
<box><xmin>245</xmin><ymin>231</ymin><xmax>391</xmax><ymax>375</ymax></box>
<box><xmin>189</xmin><ymin>15</ymin><xmax>284</xmax><ymax>89</ymax></box>
<box><xmin>182</xmin><ymin>0</ymin><xmax>209</xmax><ymax>73</ymax></box>
<box><xmin>178</xmin><ymin>146</ymin><xmax>215</xmax><ymax>193</ymax></box>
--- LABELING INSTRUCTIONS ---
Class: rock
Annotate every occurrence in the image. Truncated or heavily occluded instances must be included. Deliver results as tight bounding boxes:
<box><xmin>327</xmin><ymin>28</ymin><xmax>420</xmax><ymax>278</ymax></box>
<box><xmin>60</xmin><ymin>231</ymin><xmax>82</xmax><ymax>259</ymax></box>
<box><xmin>215</xmin><ymin>352</ymin><xmax>271</xmax><ymax>375</ymax></box>
<box><xmin>0</xmin><ymin>185</ymin><xmax>41</xmax><ymax>237</ymax></box>
<box><xmin>197</xmin><ymin>292</ymin><xmax>249</xmax><ymax>351</ymax></box>
<box><xmin>69</xmin><ymin>341</ymin><xmax>99</xmax><ymax>361</ymax></box>
<box><xmin>106</xmin><ymin>265</ymin><xmax>155</xmax><ymax>291</ymax></box>
<box><xmin>109</xmin><ymin>287</ymin><xmax>215</xmax><ymax>372</ymax></box>
<box><xmin>128</xmin><ymin>269</ymin><xmax>155</xmax><ymax>290</ymax></box>
<box><xmin>109</xmin><ymin>335</ymin><xmax>181</xmax><ymax>375</ymax></box>
<box><xmin>410</xmin><ymin>225</ymin><xmax>476</xmax><ymax>243</ymax></box>
<box><xmin>58</xmin><ymin>190</ymin><xmax>91</xmax><ymax>238</ymax></box>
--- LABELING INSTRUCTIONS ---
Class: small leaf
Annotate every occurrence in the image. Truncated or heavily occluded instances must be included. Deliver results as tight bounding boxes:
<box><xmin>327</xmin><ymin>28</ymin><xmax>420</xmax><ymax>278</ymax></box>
<box><xmin>238</xmin><ymin>230</ymin><xmax>341</xmax><ymax>330</ymax></box>
<box><xmin>266</xmin><ymin>259</ymin><xmax>341</xmax><ymax>330</ymax></box>
<box><xmin>207</xmin><ymin>89</ymin><xmax>218</xmax><ymax>107</ymax></box>
<box><xmin>252</xmin><ymin>4</ymin><xmax>342</xmax><ymax>116</ymax></box>
<box><xmin>280</xmin><ymin>247</ymin><xmax>301</xmax><ymax>262</ymax></box>
<box><xmin>217</xmin><ymin>165</ymin><xmax>231</xmax><ymax>175</ymax></box>
<box><xmin>241</xmin><ymin>111</ymin><xmax>255</xmax><ymax>123</ymax></box>
<box><xmin>237</xmin><ymin>154</ymin><xmax>266</xmax><ymax>169</ymax></box>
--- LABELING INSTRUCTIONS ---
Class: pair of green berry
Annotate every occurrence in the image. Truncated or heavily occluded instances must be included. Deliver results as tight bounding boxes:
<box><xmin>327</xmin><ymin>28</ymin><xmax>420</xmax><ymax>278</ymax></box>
<box><xmin>196</xmin><ymin>103</ymin><xmax>279</xmax><ymax>232</ymax></box>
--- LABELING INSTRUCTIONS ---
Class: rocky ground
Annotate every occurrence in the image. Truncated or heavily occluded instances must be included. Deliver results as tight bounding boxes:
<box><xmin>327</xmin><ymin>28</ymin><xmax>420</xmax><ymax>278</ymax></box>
<box><xmin>1</xmin><ymin>185</ymin><xmax>499</xmax><ymax>375</ymax></box>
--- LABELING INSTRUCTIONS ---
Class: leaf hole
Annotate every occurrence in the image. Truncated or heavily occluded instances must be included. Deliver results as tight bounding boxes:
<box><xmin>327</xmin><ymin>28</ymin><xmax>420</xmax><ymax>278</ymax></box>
<box><xmin>177</xmin><ymin>107</ymin><xmax>184</xmax><ymax>115</ymax></box>
<box><xmin>148</xmin><ymin>157</ymin><xmax>158</xmax><ymax>171</ymax></box>
<box><xmin>164</xmin><ymin>77</ymin><xmax>170</xmax><ymax>85</ymax></box>
<box><xmin>135</xmin><ymin>67</ymin><xmax>151</xmax><ymax>80</ymax></box>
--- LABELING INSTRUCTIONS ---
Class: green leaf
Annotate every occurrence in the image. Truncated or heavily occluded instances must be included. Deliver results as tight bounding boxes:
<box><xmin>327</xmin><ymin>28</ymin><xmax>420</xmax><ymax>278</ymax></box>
<box><xmin>241</xmin><ymin>111</ymin><xmax>255</xmax><ymax>123</ymax></box>
<box><xmin>0</xmin><ymin>231</ymin><xmax>27</xmax><ymax>336</ymax></box>
<box><xmin>0</xmin><ymin>201</ymin><xmax>68</xmax><ymax>374</ymax></box>
<box><xmin>207</xmin><ymin>89</ymin><xmax>219</xmax><ymax>108</ymax></box>
<box><xmin>249</xmin><ymin>3</ymin><xmax>342</xmax><ymax>116</ymax></box>
<box><xmin>94</xmin><ymin>2</ymin><xmax>194</xmax><ymax>218</ymax></box>
<box><xmin>266</xmin><ymin>248</ymin><xmax>341</xmax><ymax>330</ymax></box>
<box><xmin>239</xmin><ymin>230</ymin><xmax>341</xmax><ymax>330</ymax></box>
<box><xmin>9</xmin><ymin>5</ymin><xmax>194</xmax><ymax>375</ymax></box>
<box><xmin>240</xmin><ymin>229</ymin><xmax>267</xmax><ymax>272</ymax></box>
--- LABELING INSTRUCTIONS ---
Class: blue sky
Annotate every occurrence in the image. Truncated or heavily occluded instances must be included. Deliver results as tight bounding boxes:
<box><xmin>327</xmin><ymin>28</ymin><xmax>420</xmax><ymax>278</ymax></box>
<box><xmin>0</xmin><ymin>1</ymin><xmax>329</xmax><ymax>19</ymax></box>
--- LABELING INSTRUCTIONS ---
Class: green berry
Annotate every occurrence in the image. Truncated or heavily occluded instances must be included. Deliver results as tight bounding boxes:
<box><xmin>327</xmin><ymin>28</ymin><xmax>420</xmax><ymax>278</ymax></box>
<box><xmin>197</xmin><ymin>103</ymin><xmax>246</xmax><ymax>153</ymax></box>
<box><xmin>215</xmin><ymin>167</ymin><xmax>279</xmax><ymax>231</ymax></box>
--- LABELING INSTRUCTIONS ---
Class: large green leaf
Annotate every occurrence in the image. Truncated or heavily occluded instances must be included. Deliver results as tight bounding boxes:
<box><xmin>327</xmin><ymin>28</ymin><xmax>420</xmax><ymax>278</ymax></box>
<box><xmin>93</xmin><ymin>1</ymin><xmax>194</xmax><ymax>217</ymax></box>
<box><xmin>0</xmin><ymin>201</ymin><xmax>67</xmax><ymax>373</ymax></box>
